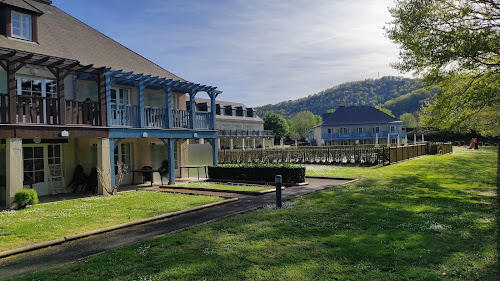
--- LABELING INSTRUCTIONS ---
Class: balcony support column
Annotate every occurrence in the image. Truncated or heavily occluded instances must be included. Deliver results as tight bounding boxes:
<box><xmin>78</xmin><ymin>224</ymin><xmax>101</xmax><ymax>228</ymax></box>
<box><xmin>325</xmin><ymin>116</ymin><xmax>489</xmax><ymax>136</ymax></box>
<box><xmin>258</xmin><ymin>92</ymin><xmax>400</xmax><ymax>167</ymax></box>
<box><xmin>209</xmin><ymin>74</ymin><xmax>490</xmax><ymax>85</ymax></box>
<box><xmin>98</xmin><ymin>74</ymin><xmax>107</xmax><ymax>126</ymax></box>
<box><xmin>262</xmin><ymin>138</ymin><xmax>266</xmax><ymax>150</ymax></box>
<box><xmin>6</xmin><ymin>138</ymin><xmax>23</xmax><ymax>206</ymax></box>
<box><xmin>7</xmin><ymin>60</ymin><xmax>17</xmax><ymax>124</ymax></box>
<box><xmin>136</xmin><ymin>81</ymin><xmax>145</xmax><ymax>128</ymax></box>
<box><xmin>162</xmin><ymin>86</ymin><xmax>173</xmax><ymax>129</ymax></box>
<box><xmin>160</xmin><ymin>138</ymin><xmax>177</xmax><ymax>185</ymax></box>
<box><xmin>252</xmin><ymin>138</ymin><xmax>256</xmax><ymax>149</ymax></box>
<box><xmin>105</xmin><ymin>76</ymin><xmax>114</xmax><ymax>126</ymax></box>
<box><xmin>230</xmin><ymin>139</ymin><xmax>234</xmax><ymax>150</ymax></box>
<box><xmin>188</xmin><ymin>90</ymin><xmax>197</xmax><ymax>129</ymax></box>
<box><xmin>55</xmin><ymin>68</ymin><xmax>66</xmax><ymax>125</ymax></box>
<box><xmin>208</xmin><ymin>92</ymin><xmax>219</xmax><ymax>130</ymax></box>
<box><xmin>97</xmin><ymin>138</ymin><xmax>112</xmax><ymax>195</ymax></box>
<box><xmin>207</xmin><ymin>139</ymin><xmax>218</xmax><ymax>165</ymax></box>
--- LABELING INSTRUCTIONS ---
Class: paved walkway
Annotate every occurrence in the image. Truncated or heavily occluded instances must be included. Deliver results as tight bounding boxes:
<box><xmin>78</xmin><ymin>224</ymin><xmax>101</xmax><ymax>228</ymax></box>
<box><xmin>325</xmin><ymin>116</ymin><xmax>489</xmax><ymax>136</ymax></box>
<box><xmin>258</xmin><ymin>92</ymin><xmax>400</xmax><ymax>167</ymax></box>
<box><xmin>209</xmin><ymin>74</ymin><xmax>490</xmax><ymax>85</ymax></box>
<box><xmin>0</xmin><ymin>178</ymin><xmax>353</xmax><ymax>280</ymax></box>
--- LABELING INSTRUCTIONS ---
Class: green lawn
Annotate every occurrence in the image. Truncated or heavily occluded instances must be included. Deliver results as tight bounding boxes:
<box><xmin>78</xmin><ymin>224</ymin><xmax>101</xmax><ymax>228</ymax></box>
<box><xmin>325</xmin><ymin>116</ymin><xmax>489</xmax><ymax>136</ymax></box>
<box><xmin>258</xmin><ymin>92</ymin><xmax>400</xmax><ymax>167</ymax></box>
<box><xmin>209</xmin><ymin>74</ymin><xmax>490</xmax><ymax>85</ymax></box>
<box><xmin>0</xmin><ymin>191</ymin><xmax>222</xmax><ymax>252</ymax></box>
<box><xmin>13</xmin><ymin>147</ymin><xmax>498</xmax><ymax>280</ymax></box>
<box><xmin>174</xmin><ymin>182</ymin><xmax>272</xmax><ymax>192</ymax></box>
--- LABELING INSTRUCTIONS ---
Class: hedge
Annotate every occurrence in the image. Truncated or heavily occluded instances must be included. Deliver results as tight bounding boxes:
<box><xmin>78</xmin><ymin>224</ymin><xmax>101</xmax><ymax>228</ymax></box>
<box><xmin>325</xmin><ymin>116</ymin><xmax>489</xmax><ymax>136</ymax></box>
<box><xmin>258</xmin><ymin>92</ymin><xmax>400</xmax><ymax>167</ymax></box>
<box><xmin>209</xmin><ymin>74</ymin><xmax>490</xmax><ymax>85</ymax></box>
<box><xmin>208</xmin><ymin>163</ymin><xmax>306</xmax><ymax>184</ymax></box>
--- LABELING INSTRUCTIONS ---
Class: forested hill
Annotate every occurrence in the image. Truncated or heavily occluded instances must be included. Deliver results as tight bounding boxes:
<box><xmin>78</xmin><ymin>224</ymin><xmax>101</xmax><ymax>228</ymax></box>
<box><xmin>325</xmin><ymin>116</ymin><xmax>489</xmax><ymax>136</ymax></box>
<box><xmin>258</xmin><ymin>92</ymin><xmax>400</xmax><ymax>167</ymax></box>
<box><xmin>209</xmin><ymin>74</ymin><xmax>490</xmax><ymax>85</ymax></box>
<box><xmin>255</xmin><ymin>76</ymin><xmax>427</xmax><ymax>118</ymax></box>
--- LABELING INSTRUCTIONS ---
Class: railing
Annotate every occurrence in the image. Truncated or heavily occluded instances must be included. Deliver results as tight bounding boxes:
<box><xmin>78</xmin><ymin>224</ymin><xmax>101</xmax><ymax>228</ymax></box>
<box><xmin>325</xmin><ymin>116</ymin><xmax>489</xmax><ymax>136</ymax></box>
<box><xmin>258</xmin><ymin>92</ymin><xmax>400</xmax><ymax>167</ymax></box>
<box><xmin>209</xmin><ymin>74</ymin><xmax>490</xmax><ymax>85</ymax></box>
<box><xmin>172</xmin><ymin>109</ymin><xmax>189</xmax><ymax>128</ymax></box>
<box><xmin>144</xmin><ymin>106</ymin><xmax>167</xmax><ymax>128</ymax></box>
<box><xmin>195</xmin><ymin>111</ymin><xmax>211</xmax><ymax>129</ymax></box>
<box><xmin>109</xmin><ymin>103</ymin><xmax>140</xmax><ymax>127</ymax></box>
<box><xmin>0</xmin><ymin>94</ymin><xmax>8</xmax><ymax>124</ymax></box>
<box><xmin>219</xmin><ymin>130</ymin><xmax>274</xmax><ymax>137</ymax></box>
<box><xmin>218</xmin><ymin>143</ymin><xmax>433</xmax><ymax>166</ymax></box>
<box><xmin>66</xmin><ymin>99</ymin><xmax>102</xmax><ymax>126</ymax></box>
<box><xmin>16</xmin><ymin>95</ymin><xmax>59</xmax><ymax>125</ymax></box>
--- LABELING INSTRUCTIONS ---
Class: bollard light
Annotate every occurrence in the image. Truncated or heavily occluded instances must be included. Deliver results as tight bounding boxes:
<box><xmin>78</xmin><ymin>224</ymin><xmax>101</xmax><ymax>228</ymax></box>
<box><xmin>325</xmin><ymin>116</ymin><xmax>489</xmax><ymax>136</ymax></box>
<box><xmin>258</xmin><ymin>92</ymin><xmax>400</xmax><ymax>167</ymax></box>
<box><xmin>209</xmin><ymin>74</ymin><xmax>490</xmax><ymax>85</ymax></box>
<box><xmin>275</xmin><ymin>175</ymin><xmax>282</xmax><ymax>208</ymax></box>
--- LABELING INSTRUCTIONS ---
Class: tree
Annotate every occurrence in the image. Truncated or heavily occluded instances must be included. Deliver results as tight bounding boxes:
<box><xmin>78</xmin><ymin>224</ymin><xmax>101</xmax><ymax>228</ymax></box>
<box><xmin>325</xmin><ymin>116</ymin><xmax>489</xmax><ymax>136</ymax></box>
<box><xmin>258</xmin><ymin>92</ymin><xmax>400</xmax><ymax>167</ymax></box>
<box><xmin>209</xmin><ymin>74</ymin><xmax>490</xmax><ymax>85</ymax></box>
<box><xmin>375</xmin><ymin>106</ymin><xmax>395</xmax><ymax>118</ymax></box>
<box><xmin>399</xmin><ymin>113</ymin><xmax>418</xmax><ymax>128</ymax></box>
<box><xmin>385</xmin><ymin>0</ymin><xmax>500</xmax><ymax>135</ymax></box>
<box><xmin>263</xmin><ymin>112</ymin><xmax>289</xmax><ymax>139</ymax></box>
<box><xmin>289</xmin><ymin>111</ymin><xmax>321</xmax><ymax>140</ymax></box>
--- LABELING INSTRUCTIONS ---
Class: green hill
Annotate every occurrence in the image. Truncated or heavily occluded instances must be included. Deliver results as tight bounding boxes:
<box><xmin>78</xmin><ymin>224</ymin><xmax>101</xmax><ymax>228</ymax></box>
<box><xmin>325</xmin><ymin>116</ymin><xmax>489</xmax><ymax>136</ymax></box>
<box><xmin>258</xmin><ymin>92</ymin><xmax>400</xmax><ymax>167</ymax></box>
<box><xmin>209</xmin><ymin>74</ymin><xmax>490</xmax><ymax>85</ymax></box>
<box><xmin>255</xmin><ymin>76</ymin><xmax>433</xmax><ymax>118</ymax></box>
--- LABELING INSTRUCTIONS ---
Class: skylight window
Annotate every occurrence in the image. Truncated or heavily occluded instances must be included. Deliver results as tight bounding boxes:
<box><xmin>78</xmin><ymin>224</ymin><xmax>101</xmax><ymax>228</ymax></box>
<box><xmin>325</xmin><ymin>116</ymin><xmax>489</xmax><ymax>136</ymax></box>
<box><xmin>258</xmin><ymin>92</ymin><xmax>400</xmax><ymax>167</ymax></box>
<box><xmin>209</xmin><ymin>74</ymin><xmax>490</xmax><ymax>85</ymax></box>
<box><xmin>12</xmin><ymin>11</ymin><xmax>33</xmax><ymax>41</ymax></box>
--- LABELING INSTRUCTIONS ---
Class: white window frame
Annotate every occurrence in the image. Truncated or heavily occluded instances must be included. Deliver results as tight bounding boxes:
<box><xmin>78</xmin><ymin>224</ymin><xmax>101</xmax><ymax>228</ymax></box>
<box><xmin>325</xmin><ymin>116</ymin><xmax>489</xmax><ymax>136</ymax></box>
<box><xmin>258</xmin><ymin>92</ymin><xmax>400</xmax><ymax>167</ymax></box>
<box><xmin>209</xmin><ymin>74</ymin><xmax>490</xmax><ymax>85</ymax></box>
<box><xmin>340</xmin><ymin>127</ymin><xmax>348</xmax><ymax>135</ymax></box>
<box><xmin>390</xmin><ymin>126</ymin><xmax>396</xmax><ymax>133</ymax></box>
<box><xmin>11</xmin><ymin>11</ymin><xmax>33</xmax><ymax>41</ymax></box>
<box><xmin>373</xmin><ymin>126</ymin><xmax>380</xmax><ymax>133</ymax></box>
<box><xmin>16</xmin><ymin>76</ymin><xmax>58</xmax><ymax>123</ymax></box>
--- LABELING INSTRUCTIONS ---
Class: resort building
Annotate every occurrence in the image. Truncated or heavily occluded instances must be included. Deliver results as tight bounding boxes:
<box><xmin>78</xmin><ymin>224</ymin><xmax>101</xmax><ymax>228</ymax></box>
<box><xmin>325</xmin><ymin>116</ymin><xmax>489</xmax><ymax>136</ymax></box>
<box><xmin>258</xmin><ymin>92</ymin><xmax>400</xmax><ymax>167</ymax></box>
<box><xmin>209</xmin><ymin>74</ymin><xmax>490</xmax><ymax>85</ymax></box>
<box><xmin>188</xmin><ymin>98</ymin><xmax>274</xmax><ymax>150</ymax></box>
<box><xmin>0</xmin><ymin>0</ymin><xmax>220</xmax><ymax>207</ymax></box>
<box><xmin>310</xmin><ymin>106</ymin><xmax>406</xmax><ymax>146</ymax></box>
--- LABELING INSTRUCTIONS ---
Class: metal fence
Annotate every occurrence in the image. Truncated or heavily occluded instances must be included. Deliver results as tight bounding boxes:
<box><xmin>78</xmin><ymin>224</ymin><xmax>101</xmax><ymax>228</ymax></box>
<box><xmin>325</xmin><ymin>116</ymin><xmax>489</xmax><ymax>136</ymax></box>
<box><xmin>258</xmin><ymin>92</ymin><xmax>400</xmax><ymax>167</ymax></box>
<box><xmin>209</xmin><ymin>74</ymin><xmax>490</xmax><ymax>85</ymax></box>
<box><xmin>217</xmin><ymin>143</ymin><xmax>447</xmax><ymax>166</ymax></box>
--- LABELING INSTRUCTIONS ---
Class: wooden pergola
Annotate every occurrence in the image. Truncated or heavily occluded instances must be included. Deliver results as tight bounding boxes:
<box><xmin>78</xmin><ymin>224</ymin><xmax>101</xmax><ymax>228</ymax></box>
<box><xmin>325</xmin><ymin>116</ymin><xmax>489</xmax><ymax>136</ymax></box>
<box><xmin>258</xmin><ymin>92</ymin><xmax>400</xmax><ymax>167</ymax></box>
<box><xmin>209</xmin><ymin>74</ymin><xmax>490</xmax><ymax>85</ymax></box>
<box><xmin>0</xmin><ymin>47</ymin><xmax>108</xmax><ymax>125</ymax></box>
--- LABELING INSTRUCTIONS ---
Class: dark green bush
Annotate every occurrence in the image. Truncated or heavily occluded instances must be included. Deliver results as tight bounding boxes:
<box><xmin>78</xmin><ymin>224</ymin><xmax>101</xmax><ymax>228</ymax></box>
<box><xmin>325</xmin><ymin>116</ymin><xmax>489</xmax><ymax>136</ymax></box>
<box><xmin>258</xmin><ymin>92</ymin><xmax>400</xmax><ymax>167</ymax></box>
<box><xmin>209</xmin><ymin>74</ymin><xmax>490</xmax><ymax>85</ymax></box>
<box><xmin>209</xmin><ymin>163</ymin><xmax>306</xmax><ymax>184</ymax></box>
<box><xmin>13</xmin><ymin>189</ymin><xmax>39</xmax><ymax>209</ymax></box>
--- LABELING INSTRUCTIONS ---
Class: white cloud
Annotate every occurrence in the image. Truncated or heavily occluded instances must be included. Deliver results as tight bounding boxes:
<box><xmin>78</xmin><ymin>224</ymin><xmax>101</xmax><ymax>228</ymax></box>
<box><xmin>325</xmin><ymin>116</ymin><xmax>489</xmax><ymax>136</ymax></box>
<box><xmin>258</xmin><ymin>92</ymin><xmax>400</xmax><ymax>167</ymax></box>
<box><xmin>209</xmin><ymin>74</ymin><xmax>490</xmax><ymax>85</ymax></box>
<box><xmin>60</xmin><ymin>0</ymin><xmax>410</xmax><ymax>107</ymax></box>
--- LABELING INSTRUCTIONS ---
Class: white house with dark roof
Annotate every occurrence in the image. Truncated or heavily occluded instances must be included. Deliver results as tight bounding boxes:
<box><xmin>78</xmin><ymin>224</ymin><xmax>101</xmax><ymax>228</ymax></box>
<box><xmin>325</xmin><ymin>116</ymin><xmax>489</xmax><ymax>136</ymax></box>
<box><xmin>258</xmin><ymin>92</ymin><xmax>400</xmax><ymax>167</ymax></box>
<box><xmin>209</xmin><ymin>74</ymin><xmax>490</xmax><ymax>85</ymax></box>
<box><xmin>311</xmin><ymin>106</ymin><xmax>406</xmax><ymax>146</ymax></box>
<box><xmin>187</xmin><ymin>97</ymin><xmax>274</xmax><ymax>149</ymax></box>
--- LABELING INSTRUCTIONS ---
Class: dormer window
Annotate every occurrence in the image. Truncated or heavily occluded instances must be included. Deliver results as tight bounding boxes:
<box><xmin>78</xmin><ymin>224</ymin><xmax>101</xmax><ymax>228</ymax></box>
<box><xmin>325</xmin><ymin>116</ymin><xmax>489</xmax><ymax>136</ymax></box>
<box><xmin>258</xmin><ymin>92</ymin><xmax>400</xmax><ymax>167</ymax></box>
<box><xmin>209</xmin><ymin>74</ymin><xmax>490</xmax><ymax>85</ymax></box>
<box><xmin>12</xmin><ymin>11</ymin><xmax>32</xmax><ymax>41</ymax></box>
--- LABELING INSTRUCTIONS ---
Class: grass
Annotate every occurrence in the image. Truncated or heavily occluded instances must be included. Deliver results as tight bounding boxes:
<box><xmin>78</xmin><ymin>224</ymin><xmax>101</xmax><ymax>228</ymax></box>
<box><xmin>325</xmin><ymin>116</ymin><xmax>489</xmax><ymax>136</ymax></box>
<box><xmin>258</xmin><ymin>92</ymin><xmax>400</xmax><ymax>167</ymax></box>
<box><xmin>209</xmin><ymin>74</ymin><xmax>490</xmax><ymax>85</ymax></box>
<box><xmin>12</xmin><ymin>147</ymin><xmax>499</xmax><ymax>280</ymax></box>
<box><xmin>174</xmin><ymin>182</ymin><xmax>273</xmax><ymax>192</ymax></box>
<box><xmin>0</xmin><ymin>191</ymin><xmax>222</xmax><ymax>252</ymax></box>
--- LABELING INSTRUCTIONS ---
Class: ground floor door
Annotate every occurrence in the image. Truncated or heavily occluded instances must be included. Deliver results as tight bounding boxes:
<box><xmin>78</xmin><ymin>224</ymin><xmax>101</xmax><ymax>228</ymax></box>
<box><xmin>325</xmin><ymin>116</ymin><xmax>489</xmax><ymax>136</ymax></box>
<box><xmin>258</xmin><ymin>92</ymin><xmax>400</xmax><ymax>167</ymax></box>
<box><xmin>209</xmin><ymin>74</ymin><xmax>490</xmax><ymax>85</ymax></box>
<box><xmin>23</xmin><ymin>144</ymin><xmax>63</xmax><ymax>195</ymax></box>
<box><xmin>114</xmin><ymin>142</ymin><xmax>133</xmax><ymax>185</ymax></box>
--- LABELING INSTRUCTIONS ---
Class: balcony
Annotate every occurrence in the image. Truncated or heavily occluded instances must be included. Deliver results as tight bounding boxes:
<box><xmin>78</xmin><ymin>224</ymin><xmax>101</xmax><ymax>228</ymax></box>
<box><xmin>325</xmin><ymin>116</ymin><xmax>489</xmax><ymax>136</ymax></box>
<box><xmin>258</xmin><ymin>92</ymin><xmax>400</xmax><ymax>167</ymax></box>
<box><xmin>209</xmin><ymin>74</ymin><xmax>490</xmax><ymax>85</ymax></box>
<box><xmin>219</xmin><ymin>129</ymin><xmax>274</xmax><ymax>138</ymax></box>
<box><xmin>0</xmin><ymin>95</ymin><xmax>213</xmax><ymax>130</ymax></box>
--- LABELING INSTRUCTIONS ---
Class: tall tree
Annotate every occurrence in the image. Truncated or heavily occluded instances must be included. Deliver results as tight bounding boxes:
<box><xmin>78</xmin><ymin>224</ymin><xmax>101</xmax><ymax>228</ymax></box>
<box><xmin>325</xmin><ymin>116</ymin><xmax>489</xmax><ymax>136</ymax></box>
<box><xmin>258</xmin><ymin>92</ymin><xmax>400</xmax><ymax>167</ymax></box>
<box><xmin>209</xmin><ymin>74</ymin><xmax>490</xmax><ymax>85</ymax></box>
<box><xmin>263</xmin><ymin>112</ymin><xmax>290</xmax><ymax>139</ymax></box>
<box><xmin>400</xmin><ymin>113</ymin><xmax>418</xmax><ymax>128</ymax></box>
<box><xmin>289</xmin><ymin>111</ymin><xmax>321</xmax><ymax>140</ymax></box>
<box><xmin>385</xmin><ymin>0</ymin><xmax>500</xmax><ymax>135</ymax></box>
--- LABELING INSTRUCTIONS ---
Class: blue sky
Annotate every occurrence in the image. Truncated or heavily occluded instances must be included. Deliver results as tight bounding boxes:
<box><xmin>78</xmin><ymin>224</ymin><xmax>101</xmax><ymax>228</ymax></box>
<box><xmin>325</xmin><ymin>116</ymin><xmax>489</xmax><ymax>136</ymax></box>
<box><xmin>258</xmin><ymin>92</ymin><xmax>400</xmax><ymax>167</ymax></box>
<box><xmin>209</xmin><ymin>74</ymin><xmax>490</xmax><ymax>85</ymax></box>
<box><xmin>51</xmin><ymin>0</ymin><xmax>408</xmax><ymax>107</ymax></box>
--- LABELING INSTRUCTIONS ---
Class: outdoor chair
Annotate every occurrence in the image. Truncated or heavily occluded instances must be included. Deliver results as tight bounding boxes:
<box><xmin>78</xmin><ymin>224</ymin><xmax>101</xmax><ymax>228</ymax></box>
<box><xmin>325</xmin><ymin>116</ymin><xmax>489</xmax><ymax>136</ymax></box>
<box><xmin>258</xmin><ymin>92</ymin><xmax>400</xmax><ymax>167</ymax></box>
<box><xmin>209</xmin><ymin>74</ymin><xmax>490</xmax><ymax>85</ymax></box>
<box><xmin>157</xmin><ymin>160</ymin><xmax>169</xmax><ymax>185</ymax></box>
<box><xmin>85</xmin><ymin>167</ymin><xmax>98</xmax><ymax>193</ymax></box>
<box><xmin>67</xmin><ymin>165</ymin><xmax>88</xmax><ymax>193</ymax></box>
<box><xmin>141</xmin><ymin>166</ymin><xmax>153</xmax><ymax>185</ymax></box>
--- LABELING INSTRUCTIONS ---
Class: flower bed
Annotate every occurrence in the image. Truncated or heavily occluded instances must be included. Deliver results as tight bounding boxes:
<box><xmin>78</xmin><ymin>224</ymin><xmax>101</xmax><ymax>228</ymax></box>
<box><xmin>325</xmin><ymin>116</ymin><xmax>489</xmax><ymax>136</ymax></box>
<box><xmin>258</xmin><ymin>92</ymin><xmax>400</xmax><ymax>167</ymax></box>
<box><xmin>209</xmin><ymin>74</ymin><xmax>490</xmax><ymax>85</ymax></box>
<box><xmin>208</xmin><ymin>163</ymin><xmax>306</xmax><ymax>184</ymax></box>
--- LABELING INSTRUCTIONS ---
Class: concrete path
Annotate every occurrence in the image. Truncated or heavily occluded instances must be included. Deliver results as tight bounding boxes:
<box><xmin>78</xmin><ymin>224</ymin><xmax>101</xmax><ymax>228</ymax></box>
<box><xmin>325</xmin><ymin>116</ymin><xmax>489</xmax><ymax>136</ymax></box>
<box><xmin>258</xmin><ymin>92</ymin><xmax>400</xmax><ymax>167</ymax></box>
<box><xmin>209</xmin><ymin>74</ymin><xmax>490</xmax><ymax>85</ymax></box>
<box><xmin>0</xmin><ymin>178</ymin><xmax>353</xmax><ymax>280</ymax></box>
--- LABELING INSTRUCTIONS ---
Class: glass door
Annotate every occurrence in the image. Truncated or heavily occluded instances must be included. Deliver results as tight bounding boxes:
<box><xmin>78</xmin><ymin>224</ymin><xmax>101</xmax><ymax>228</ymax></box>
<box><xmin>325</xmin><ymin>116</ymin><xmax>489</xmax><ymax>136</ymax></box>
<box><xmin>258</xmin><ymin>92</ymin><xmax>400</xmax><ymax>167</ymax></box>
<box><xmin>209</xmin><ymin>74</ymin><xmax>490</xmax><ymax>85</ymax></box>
<box><xmin>110</xmin><ymin>88</ymin><xmax>130</xmax><ymax>126</ymax></box>
<box><xmin>114</xmin><ymin>143</ymin><xmax>133</xmax><ymax>185</ymax></box>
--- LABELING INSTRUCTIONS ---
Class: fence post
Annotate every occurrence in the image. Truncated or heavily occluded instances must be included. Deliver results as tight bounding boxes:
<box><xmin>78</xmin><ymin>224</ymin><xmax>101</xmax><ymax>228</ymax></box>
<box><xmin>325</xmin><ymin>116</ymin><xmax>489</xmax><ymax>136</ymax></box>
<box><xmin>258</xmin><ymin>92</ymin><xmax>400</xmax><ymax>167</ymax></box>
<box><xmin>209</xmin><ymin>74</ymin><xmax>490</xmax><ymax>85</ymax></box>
<box><xmin>275</xmin><ymin>175</ymin><xmax>282</xmax><ymax>208</ymax></box>
<box><xmin>327</xmin><ymin>147</ymin><xmax>330</xmax><ymax>163</ymax></box>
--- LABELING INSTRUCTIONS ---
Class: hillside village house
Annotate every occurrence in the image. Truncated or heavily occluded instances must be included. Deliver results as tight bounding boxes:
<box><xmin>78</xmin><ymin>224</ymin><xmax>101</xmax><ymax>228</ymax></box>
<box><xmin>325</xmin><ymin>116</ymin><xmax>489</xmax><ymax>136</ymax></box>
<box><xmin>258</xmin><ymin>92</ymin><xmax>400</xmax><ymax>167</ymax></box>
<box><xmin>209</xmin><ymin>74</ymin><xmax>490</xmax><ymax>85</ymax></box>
<box><xmin>188</xmin><ymin>98</ymin><xmax>274</xmax><ymax>149</ymax></box>
<box><xmin>0</xmin><ymin>0</ymin><xmax>221</xmax><ymax>207</ymax></box>
<box><xmin>310</xmin><ymin>106</ymin><xmax>406</xmax><ymax>146</ymax></box>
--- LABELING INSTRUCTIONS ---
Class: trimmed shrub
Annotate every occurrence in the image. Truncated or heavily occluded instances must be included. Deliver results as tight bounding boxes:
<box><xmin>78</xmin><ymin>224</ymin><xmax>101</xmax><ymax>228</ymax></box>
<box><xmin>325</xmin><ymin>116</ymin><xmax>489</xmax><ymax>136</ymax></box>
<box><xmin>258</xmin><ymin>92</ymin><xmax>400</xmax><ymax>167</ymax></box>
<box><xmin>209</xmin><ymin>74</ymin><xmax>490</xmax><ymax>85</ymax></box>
<box><xmin>209</xmin><ymin>163</ymin><xmax>306</xmax><ymax>184</ymax></box>
<box><xmin>13</xmin><ymin>189</ymin><xmax>39</xmax><ymax>209</ymax></box>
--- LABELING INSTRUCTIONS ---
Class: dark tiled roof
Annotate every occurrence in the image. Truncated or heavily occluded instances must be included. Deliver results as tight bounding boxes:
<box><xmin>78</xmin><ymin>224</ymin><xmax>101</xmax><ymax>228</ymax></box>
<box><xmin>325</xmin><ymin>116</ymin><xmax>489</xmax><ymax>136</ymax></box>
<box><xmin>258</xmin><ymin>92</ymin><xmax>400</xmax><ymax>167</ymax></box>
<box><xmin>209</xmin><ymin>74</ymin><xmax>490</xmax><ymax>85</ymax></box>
<box><xmin>0</xmin><ymin>0</ymin><xmax>185</xmax><ymax>81</ymax></box>
<box><xmin>320</xmin><ymin>106</ymin><xmax>402</xmax><ymax>126</ymax></box>
<box><xmin>1</xmin><ymin>0</ymin><xmax>42</xmax><ymax>13</ymax></box>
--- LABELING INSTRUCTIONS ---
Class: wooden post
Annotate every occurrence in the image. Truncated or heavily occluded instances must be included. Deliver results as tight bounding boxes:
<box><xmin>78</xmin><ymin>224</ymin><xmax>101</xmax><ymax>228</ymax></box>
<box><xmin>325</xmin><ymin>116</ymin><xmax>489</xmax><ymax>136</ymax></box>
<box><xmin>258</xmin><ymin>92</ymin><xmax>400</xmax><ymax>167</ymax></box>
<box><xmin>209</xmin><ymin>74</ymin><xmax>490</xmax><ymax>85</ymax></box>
<box><xmin>136</xmin><ymin>81</ymin><xmax>145</xmax><ymax>128</ymax></box>
<box><xmin>56</xmin><ymin>68</ymin><xmax>66</xmax><ymax>125</ymax></box>
<box><xmin>189</xmin><ymin>90</ymin><xmax>196</xmax><ymax>129</ymax></box>
<box><xmin>163</xmin><ymin>86</ymin><xmax>172</xmax><ymax>129</ymax></box>
<box><xmin>7</xmin><ymin>60</ymin><xmax>17</xmax><ymax>124</ymax></box>
<box><xmin>98</xmin><ymin>74</ymin><xmax>107</xmax><ymax>126</ymax></box>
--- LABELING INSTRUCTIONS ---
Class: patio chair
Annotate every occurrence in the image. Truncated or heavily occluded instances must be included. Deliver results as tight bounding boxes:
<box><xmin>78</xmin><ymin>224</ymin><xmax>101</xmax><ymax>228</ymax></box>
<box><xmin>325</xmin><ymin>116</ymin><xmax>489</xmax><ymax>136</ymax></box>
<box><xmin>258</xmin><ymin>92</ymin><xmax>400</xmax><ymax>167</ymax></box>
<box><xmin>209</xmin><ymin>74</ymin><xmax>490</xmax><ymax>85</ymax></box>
<box><xmin>141</xmin><ymin>166</ymin><xmax>153</xmax><ymax>185</ymax></box>
<box><xmin>67</xmin><ymin>165</ymin><xmax>88</xmax><ymax>193</ymax></box>
<box><xmin>157</xmin><ymin>160</ymin><xmax>169</xmax><ymax>185</ymax></box>
<box><xmin>84</xmin><ymin>167</ymin><xmax>98</xmax><ymax>193</ymax></box>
